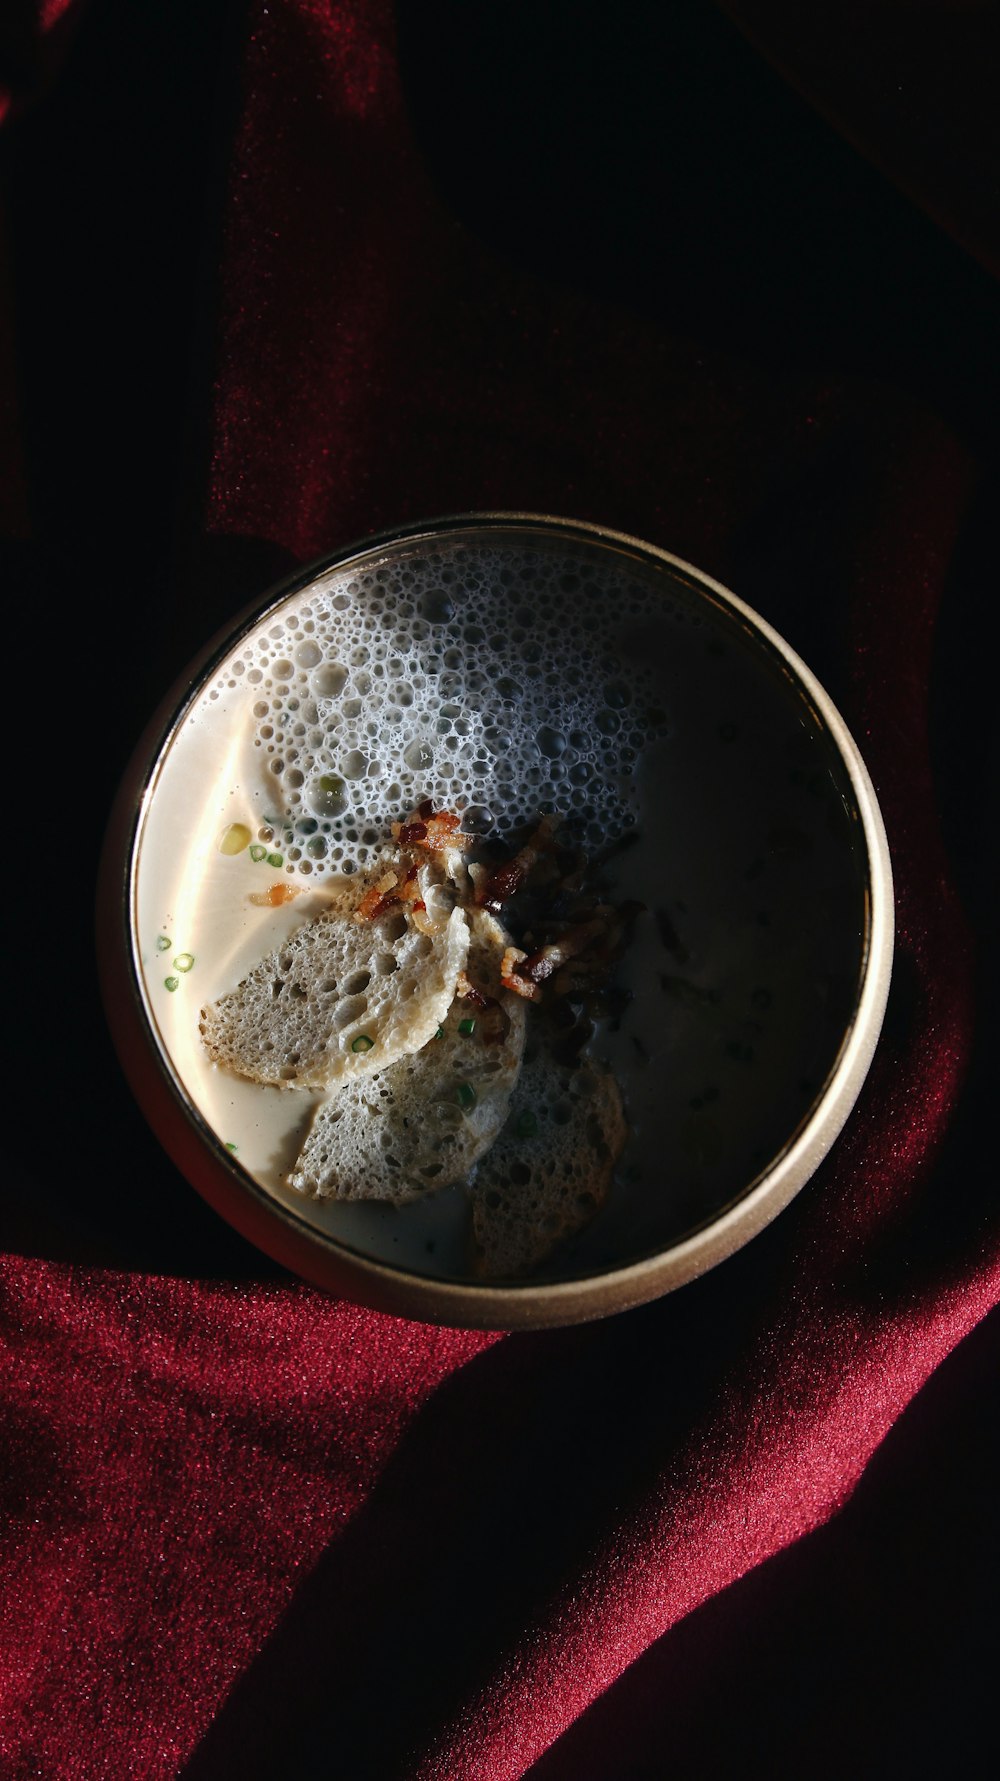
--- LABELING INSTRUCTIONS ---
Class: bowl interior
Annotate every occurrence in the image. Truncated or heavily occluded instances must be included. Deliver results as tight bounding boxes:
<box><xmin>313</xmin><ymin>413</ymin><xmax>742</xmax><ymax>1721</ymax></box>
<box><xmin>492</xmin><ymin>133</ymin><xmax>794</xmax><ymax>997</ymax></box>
<box><xmin>126</xmin><ymin>517</ymin><xmax>876</xmax><ymax>1294</ymax></box>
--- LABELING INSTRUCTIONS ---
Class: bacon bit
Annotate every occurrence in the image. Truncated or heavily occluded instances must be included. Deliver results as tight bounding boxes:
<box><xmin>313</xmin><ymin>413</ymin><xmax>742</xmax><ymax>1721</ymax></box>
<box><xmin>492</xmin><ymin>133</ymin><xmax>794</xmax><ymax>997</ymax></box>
<box><xmin>393</xmin><ymin>805</ymin><xmax>473</xmax><ymax>854</ymax></box>
<box><xmin>354</xmin><ymin>883</ymin><xmax>401</xmax><ymax>923</ymax></box>
<box><xmin>512</xmin><ymin>917</ymin><xmax>608</xmax><ymax>985</ymax></box>
<box><xmin>249</xmin><ymin>881</ymin><xmax>302</xmax><ymax>908</ymax></box>
<box><xmin>456</xmin><ymin>971</ymin><xmax>488</xmax><ymax>1007</ymax></box>
<box><xmin>423</xmin><ymin>814</ymin><xmax>473</xmax><ymax>852</ymax></box>
<box><xmin>500</xmin><ymin>945</ymin><xmax>544</xmax><ymax>1003</ymax></box>
<box><xmin>455</xmin><ymin>972</ymin><xmax>512</xmax><ymax>1043</ymax></box>
<box><xmin>476</xmin><ymin>814</ymin><xmax>558</xmax><ymax>913</ymax></box>
<box><xmin>354</xmin><ymin>885</ymin><xmax>383</xmax><ymax>922</ymax></box>
<box><xmin>478</xmin><ymin>858</ymin><xmax>527</xmax><ymax>914</ymax></box>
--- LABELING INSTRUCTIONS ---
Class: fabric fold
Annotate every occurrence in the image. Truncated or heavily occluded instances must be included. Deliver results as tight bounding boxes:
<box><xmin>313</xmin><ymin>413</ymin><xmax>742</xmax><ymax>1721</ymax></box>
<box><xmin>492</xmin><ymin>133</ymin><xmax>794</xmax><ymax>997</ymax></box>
<box><xmin>1</xmin><ymin>2</ymin><xmax>996</xmax><ymax>1776</ymax></box>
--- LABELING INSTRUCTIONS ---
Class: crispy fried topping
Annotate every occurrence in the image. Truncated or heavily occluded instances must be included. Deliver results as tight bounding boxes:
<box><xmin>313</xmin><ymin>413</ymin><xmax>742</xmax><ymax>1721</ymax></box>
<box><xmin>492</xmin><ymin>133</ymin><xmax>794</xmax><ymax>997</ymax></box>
<box><xmin>500</xmin><ymin>945</ymin><xmax>544</xmax><ymax>1002</ymax></box>
<box><xmin>475</xmin><ymin>814</ymin><xmax>559</xmax><ymax>914</ymax></box>
<box><xmin>456</xmin><ymin>972</ymin><xmax>513</xmax><ymax>1042</ymax></box>
<box><xmin>392</xmin><ymin>806</ymin><xmax>474</xmax><ymax>853</ymax></box>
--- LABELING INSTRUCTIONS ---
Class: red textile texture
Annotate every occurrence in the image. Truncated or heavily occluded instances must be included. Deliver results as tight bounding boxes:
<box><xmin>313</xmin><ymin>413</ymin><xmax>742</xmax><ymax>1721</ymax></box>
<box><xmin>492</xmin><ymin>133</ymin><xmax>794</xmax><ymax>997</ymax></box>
<box><xmin>1</xmin><ymin>2</ymin><xmax>997</xmax><ymax>1778</ymax></box>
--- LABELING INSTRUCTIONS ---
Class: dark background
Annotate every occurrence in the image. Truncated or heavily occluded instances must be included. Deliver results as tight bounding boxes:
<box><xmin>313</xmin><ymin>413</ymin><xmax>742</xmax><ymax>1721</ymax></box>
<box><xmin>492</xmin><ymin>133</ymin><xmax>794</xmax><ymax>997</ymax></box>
<box><xmin>1</xmin><ymin>1</ymin><xmax>996</xmax><ymax>1774</ymax></box>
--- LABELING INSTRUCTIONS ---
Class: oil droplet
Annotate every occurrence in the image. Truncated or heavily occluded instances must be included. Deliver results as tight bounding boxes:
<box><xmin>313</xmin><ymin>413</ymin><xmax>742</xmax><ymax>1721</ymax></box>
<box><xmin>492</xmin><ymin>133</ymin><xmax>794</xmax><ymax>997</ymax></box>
<box><xmin>249</xmin><ymin>882</ymin><xmax>301</xmax><ymax>908</ymax></box>
<box><xmin>219</xmin><ymin>822</ymin><xmax>252</xmax><ymax>855</ymax></box>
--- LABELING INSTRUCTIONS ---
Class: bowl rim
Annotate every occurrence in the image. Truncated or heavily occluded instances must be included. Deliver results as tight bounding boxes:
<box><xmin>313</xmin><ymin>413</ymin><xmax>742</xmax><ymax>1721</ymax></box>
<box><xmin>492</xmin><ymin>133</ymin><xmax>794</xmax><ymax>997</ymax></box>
<box><xmin>97</xmin><ymin>511</ymin><xmax>895</xmax><ymax>1329</ymax></box>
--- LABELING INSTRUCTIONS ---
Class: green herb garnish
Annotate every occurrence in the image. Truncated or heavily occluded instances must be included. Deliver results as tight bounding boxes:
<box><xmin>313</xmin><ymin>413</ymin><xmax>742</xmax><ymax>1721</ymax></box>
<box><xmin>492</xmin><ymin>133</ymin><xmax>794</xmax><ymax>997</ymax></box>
<box><xmin>351</xmin><ymin>1034</ymin><xmax>374</xmax><ymax>1053</ymax></box>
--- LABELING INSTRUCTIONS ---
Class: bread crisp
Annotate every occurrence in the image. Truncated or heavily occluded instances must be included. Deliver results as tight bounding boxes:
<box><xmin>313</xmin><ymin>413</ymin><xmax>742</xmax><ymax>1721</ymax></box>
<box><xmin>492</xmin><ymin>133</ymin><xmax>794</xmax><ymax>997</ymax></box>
<box><xmin>287</xmin><ymin>910</ymin><xmax>527</xmax><ymax>1202</ymax></box>
<box><xmin>198</xmin><ymin>900</ymin><xmax>469</xmax><ymax>1090</ymax></box>
<box><xmin>469</xmin><ymin>1051</ymin><xmax>627</xmax><ymax>1278</ymax></box>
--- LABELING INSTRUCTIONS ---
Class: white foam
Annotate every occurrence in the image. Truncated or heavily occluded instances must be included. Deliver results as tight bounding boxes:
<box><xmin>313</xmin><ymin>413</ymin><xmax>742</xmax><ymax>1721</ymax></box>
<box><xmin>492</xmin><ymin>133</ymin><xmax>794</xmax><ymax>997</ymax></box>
<box><xmin>207</xmin><ymin>538</ymin><xmax>673</xmax><ymax>876</ymax></box>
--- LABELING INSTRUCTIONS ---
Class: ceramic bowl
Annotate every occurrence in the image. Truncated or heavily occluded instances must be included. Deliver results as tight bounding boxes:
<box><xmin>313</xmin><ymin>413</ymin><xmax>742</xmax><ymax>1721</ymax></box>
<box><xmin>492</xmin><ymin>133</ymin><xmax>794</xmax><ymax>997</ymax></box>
<box><xmin>98</xmin><ymin>514</ymin><xmax>893</xmax><ymax>1328</ymax></box>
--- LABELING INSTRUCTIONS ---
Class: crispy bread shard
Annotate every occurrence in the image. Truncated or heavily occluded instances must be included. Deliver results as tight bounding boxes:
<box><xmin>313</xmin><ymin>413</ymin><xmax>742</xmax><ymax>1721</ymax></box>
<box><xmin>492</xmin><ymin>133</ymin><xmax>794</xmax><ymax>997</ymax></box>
<box><xmin>469</xmin><ymin>1052</ymin><xmax>626</xmax><ymax>1278</ymax></box>
<box><xmin>198</xmin><ymin>901</ymin><xmax>469</xmax><ymax>1090</ymax></box>
<box><xmin>287</xmin><ymin>909</ymin><xmax>526</xmax><ymax>1202</ymax></box>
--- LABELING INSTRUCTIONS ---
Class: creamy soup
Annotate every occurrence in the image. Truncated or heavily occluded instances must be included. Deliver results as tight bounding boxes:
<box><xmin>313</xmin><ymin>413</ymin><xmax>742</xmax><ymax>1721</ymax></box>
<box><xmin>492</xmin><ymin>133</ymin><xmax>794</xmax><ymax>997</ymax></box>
<box><xmin>132</xmin><ymin>524</ymin><xmax>867</xmax><ymax>1281</ymax></box>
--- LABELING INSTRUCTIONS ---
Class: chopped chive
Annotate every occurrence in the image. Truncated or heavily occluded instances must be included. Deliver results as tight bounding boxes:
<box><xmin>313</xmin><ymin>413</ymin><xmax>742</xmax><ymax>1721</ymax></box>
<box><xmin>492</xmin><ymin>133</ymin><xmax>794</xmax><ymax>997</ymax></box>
<box><xmin>434</xmin><ymin>1026</ymin><xmax>445</xmax><ymax>1040</ymax></box>
<box><xmin>351</xmin><ymin>1034</ymin><xmax>374</xmax><ymax>1053</ymax></box>
<box><xmin>249</xmin><ymin>844</ymin><xmax>267</xmax><ymax>862</ymax></box>
<box><xmin>456</xmin><ymin>1081</ymin><xmax>477</xmax><ymax>1110</ymax></box>
<box><xmin>164</xmin><ymin>976</ymin><xmax>179</xmax><ymax>992</ymax></box>
<box><xmin>458</xmin><ymin>1016</ymin><xmax>477</xmax><ymax>1036</ymax></box>
<box><xmin>225</xmin><ymin>1141</ymin><xmax>238</xmax><ymax>1152</ymax></box>
<box><xmin>156</xmin><ymin>935</ymin><xmax>171</xmax><ymax>952</ymax></box>
<box><xmin>515</xmin><ymin>1110</ymin><xmax>538</xmax><ymax>1138</ymax></box>
<box><xmin>266</xmin><ymin>851</ymin><xmax>284</xmax><ymax>867</ymax></box>
<box><xmin>173</xmin><ymin>952</ymin><xmax>195</xmax><ymax>973</ymax></box>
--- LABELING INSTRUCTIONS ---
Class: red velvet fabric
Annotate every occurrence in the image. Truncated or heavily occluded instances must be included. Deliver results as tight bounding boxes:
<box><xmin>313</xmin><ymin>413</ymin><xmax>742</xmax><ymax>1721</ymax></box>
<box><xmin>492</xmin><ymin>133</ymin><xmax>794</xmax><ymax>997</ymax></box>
<box><xmin>2</xmin><ymin>2</ymin><xmax>997</xmax><ymax>1777</ymax></box>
